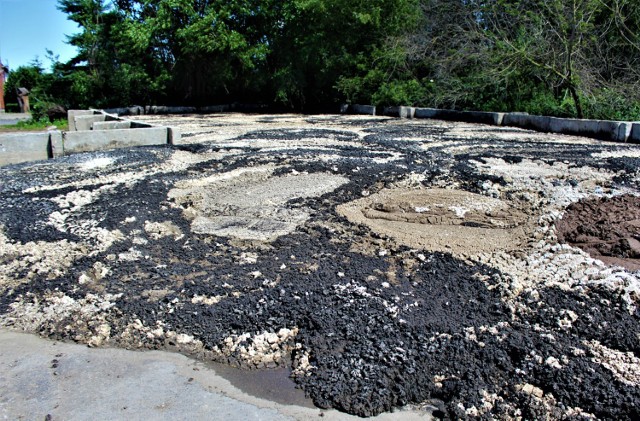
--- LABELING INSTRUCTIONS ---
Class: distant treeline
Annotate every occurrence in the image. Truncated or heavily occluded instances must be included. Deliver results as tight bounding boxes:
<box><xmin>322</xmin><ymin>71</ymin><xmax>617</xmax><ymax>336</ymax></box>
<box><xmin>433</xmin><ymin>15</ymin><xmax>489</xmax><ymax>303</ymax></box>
<box><xmin>4</xmin><ymin>0</ymin><xmax>640</xmax><ymax>120</ymax></box>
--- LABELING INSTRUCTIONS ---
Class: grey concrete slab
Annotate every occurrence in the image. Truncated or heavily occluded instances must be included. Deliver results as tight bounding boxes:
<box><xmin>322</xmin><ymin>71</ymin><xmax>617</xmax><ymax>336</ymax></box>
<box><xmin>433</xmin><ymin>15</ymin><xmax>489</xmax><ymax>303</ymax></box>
<box><xmin>414</xmin><ymin>108</ymin><xmax>439</xmax><ymax>119</ymax></box>
<box><xmin>0</xmin><ymin>330</ymin><xmax>432</xmax><ymax>421</ymax></box>
<box><xmin>67</xmin><ymin>110</ymin><xmax>97</xmax><ymax>131</ymax></box>
<box><xmin>548</xmin><ymin>117</ymin><xmax>630</xmax><ymax>142</ymax></box>
<box><xmin>414</xmin><ymin>108</ymin><xmax>503</xmax><ymax>125</ymax></box>
<box><xmin>351</xmin><ymin>104</ymin><xmax>376</xmax><ymax>115</ymax></box>
<box><xmin>49</xmin><ymin>130</ymin><xmax>64</xmax><ymax>158</ymax></box>
<box><xmin>168</xmin><ymin>126</ymin><xmax>181</xmax><ymax>145</ymax></box>
<box><xmin>63</xmin><ymin>127</ymin><xmax>169</xmax><ymax>154</ymax></box>
<box><xmin>383</xmin><ymin>106</ymin><xmax>415</xmax><ymax>119</ymax></box>
<box><xmin>102</xmin><ymin>107</ymin><xmax>130</xmax><ymax>116</ymax></box>
<box><xmin>149</xmin><ymin>106</ymin><xmax>197</xmax><ymax>115</ymax></box>
<box><xmin>92</xmin><ymin>121</ymin><xmax>132</xmax><ymax>130</ymax></box>
<box><xmin>130</xmin><ymin>121</ymin><xmax>155</xmax><ymax>129</ymax></box>
<box><xmin>75</xmin><ymin>115</ymin><xmax>107</xmax><ymax>131</ymax></box>
<box><xmin>503</xmin><ymin>113</ymin><xmax>552</xmax><ymax>132</ymax></box>
<box><xmin>0</xmin><ymin>113</ymin><xmax>31</xmax><ymax>126</ymax></box>
<box><xmin>0</xmin><ymin>132</ymin><xmax>50</xmax><ymax>166</ymax></box>
<box><xmin>631</xmin><ymin>123</ymin><xmax>640</xmax><ymax>143</ymax></box>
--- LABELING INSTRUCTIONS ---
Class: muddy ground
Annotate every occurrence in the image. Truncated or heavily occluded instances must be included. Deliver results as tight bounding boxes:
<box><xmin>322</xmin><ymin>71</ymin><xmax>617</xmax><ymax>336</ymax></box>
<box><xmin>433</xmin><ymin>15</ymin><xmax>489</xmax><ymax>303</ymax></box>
<box><xmin>1</xmin><ymin>113</ymin><xmax>639</xmax><ymax>419</ymax></box>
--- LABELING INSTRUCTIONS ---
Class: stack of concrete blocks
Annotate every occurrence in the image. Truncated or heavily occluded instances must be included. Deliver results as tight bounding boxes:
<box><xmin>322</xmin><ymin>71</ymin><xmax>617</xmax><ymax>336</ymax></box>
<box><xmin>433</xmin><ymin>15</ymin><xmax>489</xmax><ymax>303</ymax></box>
<box><xmin>0</xmin><ymin>109</ymin><xmax>181</xmax><ymax>167</ymax></box>
<box><xmin>64</xmin><ymin>109</ymin><xmax>180</xmax><ymax>155</ymax></box>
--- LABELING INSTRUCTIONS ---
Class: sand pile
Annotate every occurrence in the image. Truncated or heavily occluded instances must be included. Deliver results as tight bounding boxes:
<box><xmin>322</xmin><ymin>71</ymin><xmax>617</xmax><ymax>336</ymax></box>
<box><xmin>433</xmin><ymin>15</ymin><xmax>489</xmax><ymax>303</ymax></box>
<box><xmin>337</xmin><ymin>188</ymin><xmax>535</xmax><ymax>255</ymax></box>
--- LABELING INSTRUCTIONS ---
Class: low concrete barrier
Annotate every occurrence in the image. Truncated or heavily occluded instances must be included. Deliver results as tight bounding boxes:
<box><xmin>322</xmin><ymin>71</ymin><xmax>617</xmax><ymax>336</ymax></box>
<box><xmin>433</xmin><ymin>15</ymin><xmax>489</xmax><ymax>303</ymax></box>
<box><xmin>63</xmin><ymin>127</ymin><xmax>170</xmax><ymax>154</ymax></box>
<box><xmin>92</xmin><ymin>121</ymin><xmax>132</xmax><ymax>130</ymax></box>
<box><xmin>0</xmin><ymin>132</ymin><xmax>52</xmax><ymax>166</ymax></box>
<box><xmin>146</xmin><ymin>106</ymin><xmax>197</xmax><ymax>115</ymax></box>
<box><xmin>502</xmin><ymin>113</ymin><xmax>552</xmax><ymax>132</ymax></box>
<box><xmin>548</xmin><ymin>117</ymin><xmax>632</xmax><ymax>142</ymax></box>
<box><xmin>200</xmin><ymin>104</ymin><xmax>231</xmax><ymax>113</ymax></box>
<box><xmin>630</xmin><ymin>123</ymin><xmax>640</xmax><ymax>144</ymax></box>
<box><xmin>351</xmin><ymin>104</ymin><xmax>376</xmax><ymax>115</ymax></box>
<box><xmin>383</xmin><ymin>106</ymin><xmax>415</xmax><ymax>119</ymax></box>
<box><xmin>68</xmin><ymin>110</ymin><xmax>98</xmax><ymax>131</ymax></box>
<box><xmin>50</xmin><ymin>130</ymin><xmax>64</xmax><ymax>158</ymax></box>
<box><xmin>415</xmin><ymin>108</ymin><xmax>504</xmax><ymax>125</ymax></box>
<box><xmin>75</xmin><ymin>115</ymin><xmax>107</xmax><ymax>131</ymax></box>
<box><xmin>502</xmin><ymin>113</ymin><xmax>633</xmax><ymax>142</ymax></box>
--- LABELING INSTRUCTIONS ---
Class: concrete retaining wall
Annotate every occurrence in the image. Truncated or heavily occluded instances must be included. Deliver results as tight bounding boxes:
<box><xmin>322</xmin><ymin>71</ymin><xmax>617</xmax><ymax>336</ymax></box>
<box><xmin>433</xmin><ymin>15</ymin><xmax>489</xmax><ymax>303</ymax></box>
<box><xmin>350</xmin><ymin>104</ymin><xmax>376</xmax><ymax>115</ymax></box>
<box><xmin>92</xmin><ymin>121</ymin><xmax>132</xmax><ymax>130</ymax></box>
<box><xmin>0</xmin><ymin>132</ymin><xmax>54</xmax><ymax>166</ymax></box>
<box><xmin>146</xmin><ymin>106</ymin><xmax>197</xmax><ymax>115</ymax></box>
<box><xmin>383</xmin><ymin>106</ymin><xmax>415</xmax><ymax>119</ymax></box>
<box><xmin>63</xmin><ymin>127</ymin><xmax>170</xmax><ymax>154</ymax></box>
<box><xmin>68</xmin><ymin>110</ymin><xmax>99</xmax><ymax>131</ymax></box>
<box><xmin>415</xmin><ymin>108</ymin><xmax>504</xmax><ymax>126</ymax></box>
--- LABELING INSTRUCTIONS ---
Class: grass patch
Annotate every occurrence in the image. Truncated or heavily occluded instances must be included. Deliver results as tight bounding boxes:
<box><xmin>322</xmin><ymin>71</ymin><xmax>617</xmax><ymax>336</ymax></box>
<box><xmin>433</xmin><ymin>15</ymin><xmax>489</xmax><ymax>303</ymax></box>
<box><xmin>0</xmin><ymin>118</ymin><xmax>68</xmax><ymax>132</ymax></box>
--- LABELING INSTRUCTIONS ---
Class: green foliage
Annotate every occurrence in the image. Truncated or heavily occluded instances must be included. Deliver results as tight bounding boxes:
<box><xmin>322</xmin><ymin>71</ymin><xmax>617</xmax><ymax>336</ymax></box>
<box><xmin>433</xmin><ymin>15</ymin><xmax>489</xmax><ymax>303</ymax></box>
<box><xmin>7</xmin><ymin>0</ymin><xmax>637</xmax><ymax>120</ymax></box>
<box><xmin>0</xmin><ymin>118</ymin><xmax>68</xmax><ymax>131</ymax></box>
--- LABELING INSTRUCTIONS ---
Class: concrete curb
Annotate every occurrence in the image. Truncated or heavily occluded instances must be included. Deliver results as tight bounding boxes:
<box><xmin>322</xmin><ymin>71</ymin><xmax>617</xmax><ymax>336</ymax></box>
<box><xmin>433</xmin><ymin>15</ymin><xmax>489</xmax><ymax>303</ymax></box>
<box><xmin>415</xmin><ymin>108</ymin><xmax>504</xmax><ymax>126</ymax></box>
<box><xmin>383</xmin><ymin>106</ymin><xmax>415</xmax><ymax>119</ymax></box>
<box><xmin>350</xmin><ymin>104</ymin><xmax>377</xmax><ymax>116</ymax></box>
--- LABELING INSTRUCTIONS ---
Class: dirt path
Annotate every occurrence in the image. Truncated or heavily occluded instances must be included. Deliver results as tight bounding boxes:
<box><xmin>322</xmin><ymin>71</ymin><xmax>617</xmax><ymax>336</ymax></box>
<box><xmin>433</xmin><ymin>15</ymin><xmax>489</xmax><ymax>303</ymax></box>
<box><xmin>0</xmin><ymin>113</ymin><xmax>638</xmax><ymax>419</ymax></box>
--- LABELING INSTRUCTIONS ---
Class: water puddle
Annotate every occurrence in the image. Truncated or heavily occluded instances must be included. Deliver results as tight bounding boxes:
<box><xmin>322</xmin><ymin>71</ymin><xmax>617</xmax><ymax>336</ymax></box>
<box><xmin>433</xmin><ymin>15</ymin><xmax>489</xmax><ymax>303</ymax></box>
<box><xmin>206</xmin><ymin>361</ymin><xmax>316</xmax><ymax>408</ymax></box>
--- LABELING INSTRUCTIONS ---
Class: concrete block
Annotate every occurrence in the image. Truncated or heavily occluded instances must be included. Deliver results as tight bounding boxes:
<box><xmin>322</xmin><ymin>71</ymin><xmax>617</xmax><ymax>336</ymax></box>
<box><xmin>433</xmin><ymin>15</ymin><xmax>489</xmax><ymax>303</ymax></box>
<box><xmin>128</xmin><ymin>106</ymin><xmax>144</xmax><ymax>116</ymax></box>
<box><xmin>503</xmin><ymin>113</ymin><xmax>552</xmax><ymax>132</ymax></box>
<box><xmin>0</xmin><ymin>132</ymin><xmax>51</xmax><ymax>166</ymax></box>
<box><xmin>75</xmin><ymin>115</ymin><xmax>107</xmax><ymax>131</ymax></box>
<box><xmin>339</xmin><ymin>104</ymin><xmax>350</xmax><ymax>114</ymax></box>
<box><xmin>199</xmin><ymin>104</ymin><xmax>231</xmax><ymax>113</ymax></box>
<box><xmin>102</xmin><ymin>107</ymin><xmax>128</xmax><ymax>116</ymax></box>
<box><xmin>92</xmin><ymin>121</ymin><xmax>132</xmax><ymax>130</ymax></box>
<box><xmin>616</xmin><ymin>122</ymin><xmax>633</xmax><ymax>143</ymax></box>
<box><xmin>630</xmin><ymin>123</ymin><xmax>640</xmax><ymax>144</ymax></box>
<box><xmin>49</xmin><ymin>130</ymin><xmax>64</xmax><ymax>158</ymax></box>
<box><xmin>414</xmin><ymin>108</ymin><xmax>439</xmax><ymax>119</ymax></box>
<box><xmin>351</xmin><ymin>104</ymin><xmax>376</xmax><ymax>115</ymax></box>
<box><xmin>149</xmin><ymin>106</ymin><xmax>197</xmax><ymax>115</ymax></box>
<box><xmin>383</xmin><ymin>106</ymin><xmax>415</xmax><ymax>119</ymax></box>
<box><xmin>548</xmin><ymin>117</ymin><xmax>630</xmax><ymax>142</ymax></box>
<box><xmin>62</xmin><ymin>127</ymin><xmax>169</xmax><ymax>154</ymax></box>
<box><xmin>415</xmin><ymin>108</ymin><xmax>504</xmax><ymax>125</ymax></box>
<box><xmin>68</xmin><ymin>110</ymin><xmax>96</xmax><ymax>131</ymax></box>
<box><xmin>168</xmin><ymin>127</ymin><xmax>181</xmax><ymax>145</ymax></box>
<box><xmin>129</xmin><ymin>121</ymin><xmax>154</xmax><ymax>129</ymax></box>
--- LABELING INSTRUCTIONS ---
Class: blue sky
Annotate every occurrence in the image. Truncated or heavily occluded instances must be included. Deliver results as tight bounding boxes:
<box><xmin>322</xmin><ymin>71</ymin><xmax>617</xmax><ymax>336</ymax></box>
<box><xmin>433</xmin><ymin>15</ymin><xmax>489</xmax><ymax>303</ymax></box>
<box><xmin>0</xmin><ymin>0</ymin><xmax>80</xmax><ymax>70</ymax></box>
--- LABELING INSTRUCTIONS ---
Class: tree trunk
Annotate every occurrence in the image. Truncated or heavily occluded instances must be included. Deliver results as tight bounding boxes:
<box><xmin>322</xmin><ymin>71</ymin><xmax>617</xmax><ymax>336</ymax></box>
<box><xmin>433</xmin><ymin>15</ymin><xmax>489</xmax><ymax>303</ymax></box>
<box><xmin>568</xmin><ymin>84</ymin><xmax>584</xmax><ymax>118</ymax></box>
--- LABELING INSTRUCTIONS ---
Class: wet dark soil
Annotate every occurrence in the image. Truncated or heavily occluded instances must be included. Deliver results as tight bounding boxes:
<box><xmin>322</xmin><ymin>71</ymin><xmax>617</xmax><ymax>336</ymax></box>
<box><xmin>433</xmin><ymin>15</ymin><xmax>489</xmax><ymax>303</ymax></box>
<box><xmin>556</xmin><ymin>194</ymin><xmax>640</xmax><ymax>270</ymax></box>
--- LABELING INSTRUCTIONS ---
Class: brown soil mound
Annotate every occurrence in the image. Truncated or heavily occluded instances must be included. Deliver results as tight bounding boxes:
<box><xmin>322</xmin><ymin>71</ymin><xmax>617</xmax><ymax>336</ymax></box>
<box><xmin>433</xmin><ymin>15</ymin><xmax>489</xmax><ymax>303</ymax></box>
<box><xmin>337</xmin><ymin>188</ymin><xmax>535</xmax><ymax>255</ymax></box>
<box><xmin>556</xmin><ymin>194</ymin><xmax>640</xmax><ymax>271</ymax></box>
